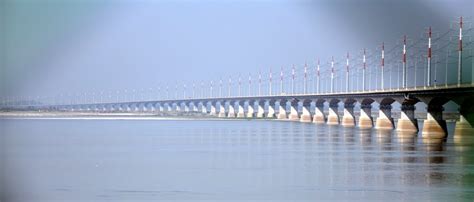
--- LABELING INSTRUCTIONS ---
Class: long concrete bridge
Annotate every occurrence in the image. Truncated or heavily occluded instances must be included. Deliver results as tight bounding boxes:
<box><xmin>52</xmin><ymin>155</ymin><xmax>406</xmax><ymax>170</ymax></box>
<box><xmin>36</xmin><ymin>84</ymin><xmax>473</xmax><ymax>139</ymax></box>
<box><xmin>4</xmin><ymin>17</ymin><xmax>474</xmax><ymax>138</ymax></box>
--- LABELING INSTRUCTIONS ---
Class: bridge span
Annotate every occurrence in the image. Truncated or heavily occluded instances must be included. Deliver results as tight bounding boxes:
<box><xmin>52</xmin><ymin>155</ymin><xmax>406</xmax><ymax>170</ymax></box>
<box><xmin>43</xmin><ymin>84</ymin><xmax>474</xmax><ymax>139</ymax></box>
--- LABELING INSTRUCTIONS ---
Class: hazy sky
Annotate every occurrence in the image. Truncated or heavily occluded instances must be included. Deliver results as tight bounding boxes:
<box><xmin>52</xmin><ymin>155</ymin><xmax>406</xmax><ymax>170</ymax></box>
<box><xmin>1</xmin><ymin>0</ymin><xmax>473</xmax><ymax>98</ymax></box>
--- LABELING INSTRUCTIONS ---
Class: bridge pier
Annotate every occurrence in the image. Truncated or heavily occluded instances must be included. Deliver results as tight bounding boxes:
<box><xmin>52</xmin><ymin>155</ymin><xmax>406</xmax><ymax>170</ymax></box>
<box><xmin>341</xmin><ymin>101</ymin><xmax>356</xmax><ymax>127</ymax></box>
<box><xmin>209</xmin><ymin>101</ymin><xmax>217</xmax><ymax>116</ymax></box>
<box><xmin>313</xmin><ymin>100</ymin><xmax>326</xmax><ymax>124</ymax></box>
<box><xmin>289</xmin><ymin>99</ymin><xmax>299</xmax><ymax>121</ymax></box>
<box><xmin>237</xmin><ymin>101</ymin><xmax>245</xmax><ymax>118</ymax></box>
<box><xmin>257</xmin><ymin>100</ymin><xmax>266</xmax><ymax>118</ymax></box>
<box><xmin>278</xmin><ymin>99</ymin><xmax>288</xmax><ymax>120</ymax></box>
<box><xmin>375</xmin><ymin>104</ymin><xmax>394</xmax><ymax>130</ymax></box>
<box><xmin>164</xmin><ymin>103</ymin><xmax>171</xmax><ymax>112</ymax></box>
<box><xmin>183</xmin><ymin>103</ymin><xmax>190</xmax><ymax>112</ymax></box>
<box><xmin>267</xmin><ymin>100</ymin><xmax>275</xmax><ymax>118</ymax></box>
<box><xmin>200</xmin><ymin>102</ymin><xmax>207</xmax><ymax>113</ymax></box>
<box><xmin>422</xmin><ymin>104</ymin><xmax>448</xmax><ymax>139</ymax></box>
<box><xmin>300</xmin><ymin>100</ymin><xmax>312</xmax><ymax>122</ymax></box>
<box><xmin>396</xmin><ymin>102</ymin><xmax>419</xmax><ymax>133</ymax></box>
<box><xmin>191</xmin><ymin>102</ymin><xmax>198</xmax><ymax>112</ymax></box>
<box><xmin>327</xmin><ymin>100</ymin><xmax>340</xmax><ymax>125</ymax></box>
<box><xmin>247</xmin><ymin>100</ymin><xmax>255</xmax><ymax>118</ymax></box>
<box><xmin>358</xmin><ymin>103</ymin><xmax>374</xmax><ymax>128</ymax></box>
<box><xmin>134</xmin><ymin>104</ymin><xmax>140</xmax><ymax>112</ymax></box>
<box><xmin>455</xmin><ymin>101</ymin><xmax>474</xmax><ymax>136</ymax></box>
<box><xmin>155</xmin><ymin>103</ymin><xmax>161</xmax><ymax>112</ymax></box>
<box><xmin>227</xmin><ymin>101</ymin><xmax>236</xmax><ymax>118</ymax></box>
<box><xmin>175</xmin><ymin>103</ymin><xmax>181</xmax><ymax>112</ymax></box>
<box><xmin>218</xmin><ymin>101</ymin><xmax>227</xmax><ymax>117</ymax></box>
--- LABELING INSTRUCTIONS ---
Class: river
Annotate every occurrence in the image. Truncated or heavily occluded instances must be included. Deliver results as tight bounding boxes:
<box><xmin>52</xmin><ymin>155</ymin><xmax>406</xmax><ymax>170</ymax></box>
<box><xmin>1</xmin><ymin>118</ymin><xmax>474</xmax><ymax>201</ymax></box>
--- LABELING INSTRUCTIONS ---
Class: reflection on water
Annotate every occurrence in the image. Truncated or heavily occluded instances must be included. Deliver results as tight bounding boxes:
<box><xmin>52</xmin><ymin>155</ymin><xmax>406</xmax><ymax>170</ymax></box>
<box><xmin>2</xmin><ymin>119</ymin><xmax>474</xmax><ymax>201</ymax></box>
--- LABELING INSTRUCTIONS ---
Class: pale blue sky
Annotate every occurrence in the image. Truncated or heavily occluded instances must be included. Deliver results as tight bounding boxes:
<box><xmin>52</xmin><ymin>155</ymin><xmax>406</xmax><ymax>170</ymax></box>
<box><xmin>1</xmin><ymin>0</ymin><xmax>473</xmax><ymax>99</ymax></box>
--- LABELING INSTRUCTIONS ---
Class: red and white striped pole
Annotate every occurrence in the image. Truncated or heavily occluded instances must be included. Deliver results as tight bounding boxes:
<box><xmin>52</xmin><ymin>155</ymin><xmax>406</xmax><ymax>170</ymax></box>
<box><xmin>228</xmin><ymin>77</ymin><xmax>231</xmax><ymax>97</ymax></box>
<box><xmin>210</xmin><ymin>80</ymin><xmax>213</xmax><ymax>98</ymax></box>
<box><xmin>403</xmin><ymin>35</ymin><xmax>407</xmax><ymax>89</ymax></box>
<box><xmin>280</xmin><ymin>67</ymin><xmax>284</xmax><ymax>94</ymax></box>
<box><xmin>317</xmin><ymin>58</ymin><xmax>321</xmax><ymax>94</ymax></box>
<box><xmin>219</xmin><ymin>78</ymin><xmax>223</xmax><ymax>97</ymax></box>
<box><xmin>258</xmin><ymin>71</ymin><xmax>262</xmax><ymax>96</ymax></box>
<box><xmin>238</xmin><ymin>74</ymin><xmax>242</xmax><ymax>96</ymax></box>
<box><xmin>292</xmin><ymin>65</ymin><xmax>295</xmax><ymax>94</ymax></box>
<box><xmin>346</xmin><ymin>52</ymin><xmax>350</xmax><ymax>92</ymax></box>
<box><xmin>331</xmin><ymin>56</ymin><xmax>335</xmax><ymax>93</ymax></box>
<box><xmin>269</xmin><ymin>68</ymin><xmax>273</xmax><ymax>95</ymax></box>
<box><xmin>304</xmin><ymin>62</ymin><xmax>308</xmax><ymax>94</ymax></box>
<box><xmin>457</xmin><ymin>17</ymin><xmax>463</xmax><ymax>87</ymax></box>
<box><xmin>363</xmin><ymin>48</ymin><xmax>366</xmax><ymax>91</ymax></box>
<box><xmin>248</xmin><ymin>73</ymin><xmax>252</xmax><ymax>96</ymax></box>
<box><xmin>381</xmin><ymin>43</ymin><xmax>385</xmax><ymax>90</ymax></box>
<box><xmin>427</xmin><ymin>27</ymin><xmax>432</xmax><ymax>88</ymax></box>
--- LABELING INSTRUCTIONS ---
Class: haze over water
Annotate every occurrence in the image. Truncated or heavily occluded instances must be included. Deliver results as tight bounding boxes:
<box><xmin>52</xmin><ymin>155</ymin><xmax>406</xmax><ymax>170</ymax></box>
<box><xmin>2</xmin><ymin>119</ymin><xmax>474</xmax><ymax>201</ymax></box>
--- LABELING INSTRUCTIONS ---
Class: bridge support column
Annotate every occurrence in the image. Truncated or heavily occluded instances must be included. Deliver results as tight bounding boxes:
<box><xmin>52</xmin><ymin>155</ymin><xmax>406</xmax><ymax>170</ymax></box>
<box><xmin>237</xmin><ymin>101</ymin><xmax>245</xmax><ymax>118</ymax></box>
<box><xmin>209</xmin><ymin>102</ymin><xmax>217</xmax><ymax>116</ymax></box>
<box><xmin>455</xmin><ymin>103</ymin><xmax>474</xmax><ymax>136</ymax></box>
<box><xmin>191</xmin><ymin>103</ymin><xmax>198</xmax><ymax>112</ymax></box>
<box><xmin>278</xmin><ymin>100</ymin><xmax>287</xmax><ymax>119</ymax></box>
<box><xmin>375</xmin><ymin>104</ymin><xmax>394</xmax><ymax>129</ymax></box>
<box><xmin>327</xmin><ymin>102</ymin><xmax>339</xmax><ymax>125</ymax></box>
<box><xmin>257</xmin><ymin>100</ymin><xmax>266</xmax><ymax>118</ymax></box>
<box><xmin>358</xmin><ymin>104</ymin><xmax>373</xmax><ymax>128</ymax></box>
<box><xmin>218</xmin><ymin>102</ymin><xmax>227</xmax><ymax>117</ymax></box>
<box><xmin>396</xmin><ymin>103</ymin><xmax>418</xmax><ymax>133</ymax></box>
<box><xmin>313</xmin><ymin>102</ymin><xmax>326</xmax><ymax>124</ymax></box>
<box><xmin>227</xmin><ymin>102</ymin><xmax>236</xmax><ymax>118</ymax></box>
<box><xmin>247</xmin><ymin>101</ymin><xmax>255</xmax><ymax>118</ymax></box>
<box><xmin>289</xmin><ymin>100</ymin><xmax>299</xmax><ymax>121</ymax></box>
<box><xmin>174</xmin><ymin>103</ymin><xmax>181</xmax><ymax>112</ymax></box>
<box><xmin>150</xmin><ymin>105</ymin><xmax>156</xmax><ymax>112</ymax></box>
<box><xmin>300</xmin><ymin>100</ymin><xmax>312</xmax><ymax>122</ymax></box>
<box><xmin>134</xmin><ymin>104</ymin><xmax>140</xmax><ymax>112</ymax></box>
<box><xmin>184</xmin><ymin>104</ymin><xmax>190</xmax><ymax>112</ymax></box>
<box><xmin>158</xmin><ymin>104</ymin><xmax>164</xmax><ymax>112</ymax></box>
<box><xmin>422</xmin><ymin>105</ymin><xmax>447</xmax><ymax>139</ymax></box>
<box><xmin>341</xmin><ymin>103</ymin><xmax>355</xmax><ymax>127</ymax></box>
<box><xmin>267</xmin><ymin>100</ymin><xmax>275</xmax><ymax>118</ymax></box>
<box><xmin>200</xmin><ymin>103</ymin><xmax>207</xmax><ymax>113</ymax></box>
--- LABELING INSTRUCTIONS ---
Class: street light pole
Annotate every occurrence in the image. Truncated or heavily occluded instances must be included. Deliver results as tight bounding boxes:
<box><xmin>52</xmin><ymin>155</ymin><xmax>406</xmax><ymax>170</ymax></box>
<box><xmin>291</xmin><ymin>65</ymin><xmax>295</xmax><ymax>94</ymax></box>
<box><xmin>280</xmin><ymin>67</ymin><xmax>284</xmax><ymax>95</ymax></box>
<box><xmin>381</xmin><ymin>42</ymin><xmax>385</xmax><ymax>90</ymax></box>
<box><xmin>403</xmin><ymin>35</ymin><xmax>407</xmax><ymax>89</ymax></box>
<box><xmin>363</xmin><ymin>49</ymin><xmax>366</xmax><ymax>92</ymax></box>
<box><xmin>269</xmin><ymin>68</ymin><xmax>273</xmax><ymax>95</ymax></box>
<box><xmin>457</xmin><ymin>17</ymin><xmax>463</xmax><ymax>87</ymax></box>
<box><xmin>317</xmin><ymin>59</ymin><xmax>321</xmax><ymax>94</ymax></box>
<box><xmin>331</xmin><ymin>57</ymin><xmax>335</xmax><ymax>93</ymax></box>
<box><xmin>304</xmin><ymin>63</ymin><xmax>308</xmax><ymax>94</ymax></box>
<box><xmin>346</xmin><ymin>52</ymin><xmax>349</xmax><ymax>93</ymax></box>
<box><xmin>428</xmin><ymin>26</ymin><xmax>432</xmax><ymax>87</ymax></box>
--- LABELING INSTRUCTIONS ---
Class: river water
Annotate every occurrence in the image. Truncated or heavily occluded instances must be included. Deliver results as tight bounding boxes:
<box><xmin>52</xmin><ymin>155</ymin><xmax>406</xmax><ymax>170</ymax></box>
<box><xmin>1</xmin><ymin>118</ymin><xmax>474</xmax><ymax>201</ymax></box>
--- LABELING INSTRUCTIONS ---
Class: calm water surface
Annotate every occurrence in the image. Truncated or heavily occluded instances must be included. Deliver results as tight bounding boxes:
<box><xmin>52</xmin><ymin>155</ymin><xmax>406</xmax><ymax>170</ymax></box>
<box><xmin>2</xmin><ymin>119</ymin><xmax>474</xmax><ymax>201</ymax></box>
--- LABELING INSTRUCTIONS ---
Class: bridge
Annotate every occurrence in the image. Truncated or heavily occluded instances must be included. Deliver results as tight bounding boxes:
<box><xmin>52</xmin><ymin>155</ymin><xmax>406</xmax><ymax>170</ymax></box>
<box><xmin>2</xmin><ymin>17</ymin><xmax>474</xmax><ymax>138</ymax></box>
